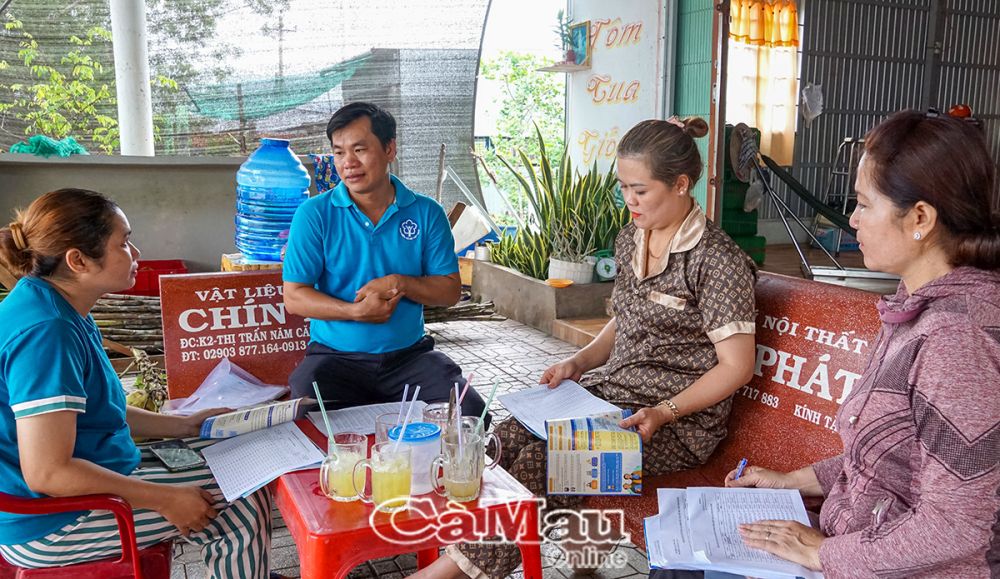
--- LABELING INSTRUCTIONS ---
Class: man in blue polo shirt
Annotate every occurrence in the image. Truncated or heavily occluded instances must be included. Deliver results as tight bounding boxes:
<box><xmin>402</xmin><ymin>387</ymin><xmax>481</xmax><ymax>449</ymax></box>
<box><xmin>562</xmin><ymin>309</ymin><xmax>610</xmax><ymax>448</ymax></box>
<box><xmin>283</xmin><ymin>102</ymin><xmax>488</xmax><ymax>422</ymax></box>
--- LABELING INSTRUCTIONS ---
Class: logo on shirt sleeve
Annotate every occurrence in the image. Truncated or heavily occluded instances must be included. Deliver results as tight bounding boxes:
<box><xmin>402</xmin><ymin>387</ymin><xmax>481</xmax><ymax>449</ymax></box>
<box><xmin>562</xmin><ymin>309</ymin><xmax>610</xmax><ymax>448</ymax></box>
<box><xmin>400</xmin><ymin>219</ymin><xmax>420</xmax><ymax>241</ymax></box>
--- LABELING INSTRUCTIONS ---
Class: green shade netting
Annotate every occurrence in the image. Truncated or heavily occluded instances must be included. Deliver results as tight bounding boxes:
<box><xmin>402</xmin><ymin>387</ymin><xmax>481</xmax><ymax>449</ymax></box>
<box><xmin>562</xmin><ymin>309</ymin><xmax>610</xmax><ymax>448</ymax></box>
<box><xmin>185</xmin><ymin>53</ymin><xmax>371</xmax><ymax>121</ymax></box>
<box><xmin>9</xmin><ymin>135</ymin><xmax>89</xmax><ymax>157</ymax></box>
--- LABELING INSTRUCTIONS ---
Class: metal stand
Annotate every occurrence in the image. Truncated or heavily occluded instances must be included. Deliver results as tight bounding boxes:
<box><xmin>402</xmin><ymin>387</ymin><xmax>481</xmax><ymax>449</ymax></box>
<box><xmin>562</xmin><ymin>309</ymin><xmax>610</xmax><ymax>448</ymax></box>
<box><xmin>755</xmin><ymin>163</ymin><xmax>899</xmax><ymax>289</ymax></box>
<box><xmin>817</xmin><ymin>137</ymin><xmax>864</xmax><ymax>256</ymax></box>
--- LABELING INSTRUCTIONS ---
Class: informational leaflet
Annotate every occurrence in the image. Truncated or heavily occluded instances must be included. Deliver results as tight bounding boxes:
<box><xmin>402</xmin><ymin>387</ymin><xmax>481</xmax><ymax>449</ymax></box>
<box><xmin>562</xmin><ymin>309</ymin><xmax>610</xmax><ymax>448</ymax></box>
<box><xmin>645</xmin><ymin>487</ymin><xmax>823</xmax><ymax>579</ymax></box>
<box><xmin>545</xmin><ymin>410</ymin><xmax>641</xmax><ymax>496</ymax></box>
<box><xmin>497</xmin><ymin>380</ymin><xmax>622</xmax><ymax>439</ymax></box>
<box><xmin>201</xmin><ymin>421</ymin><xmax>324</xmax><ymax>502</ymax></box>
<box><xmin>199</xmin><ymin>398</ymin><xmax>311</xmax><ymax>439</ymax></box>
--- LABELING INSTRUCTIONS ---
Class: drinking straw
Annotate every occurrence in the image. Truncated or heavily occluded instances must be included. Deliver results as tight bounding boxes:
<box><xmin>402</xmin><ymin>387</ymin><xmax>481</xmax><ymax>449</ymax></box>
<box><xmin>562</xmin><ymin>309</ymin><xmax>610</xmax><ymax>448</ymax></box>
<box><xmin>447</xmin><ymin>387</ymin><xmax>456</xmax><ymax>431</ymax></box>
<box><xmin>312</xmin><ymin>381</ymin><xmax>335</xmax><ymax>449</ymax></box>
<box><xmin>392</xmin><ymin>385</ymin><xmax>421</xmax><ymax>453</ymax></box>
<box><xmin>477</xmin><ymin>378</ymin><xmax>500</xmax><ymax>429</ymax></box>
<box><xmin>458</xmin><ymin>372</ymin><xmax>474</xmax><ymax>404</ymax></box>
<box><xmin>395</xmin><ymin>383</ymin><xmax>410</xmax><ymax>426</ymax></box>
<box><xmin>454</xmin><ymin>383</ymin><xmax>464</xmax><ymax>460</ymax></box>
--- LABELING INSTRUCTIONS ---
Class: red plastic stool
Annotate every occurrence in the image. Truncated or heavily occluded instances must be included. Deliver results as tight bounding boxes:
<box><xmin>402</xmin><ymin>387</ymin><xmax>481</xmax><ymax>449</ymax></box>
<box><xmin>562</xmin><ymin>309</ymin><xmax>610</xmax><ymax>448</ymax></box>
<box><xmin>0</xmin><ymin>492</ymin><xmax>171</xmax><ymax>579</ymax></box>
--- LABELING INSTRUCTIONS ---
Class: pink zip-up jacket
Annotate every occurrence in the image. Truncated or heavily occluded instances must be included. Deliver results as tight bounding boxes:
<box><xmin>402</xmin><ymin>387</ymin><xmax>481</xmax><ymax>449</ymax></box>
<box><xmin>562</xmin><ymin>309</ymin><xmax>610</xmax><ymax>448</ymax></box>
<box><xmin>814</xmin><ymin>266</ymin><xmax>1000</xmax><ymax>578</ymax></box>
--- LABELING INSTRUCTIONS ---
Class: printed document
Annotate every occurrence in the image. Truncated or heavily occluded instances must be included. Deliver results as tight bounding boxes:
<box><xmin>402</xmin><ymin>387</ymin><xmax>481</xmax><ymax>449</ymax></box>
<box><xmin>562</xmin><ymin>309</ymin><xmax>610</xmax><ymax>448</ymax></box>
<box><xmin>497</xmin><ymin>380</ymin><xmax>621</xmax><ymax>439</ymax></box>
<box><xmin>201</xmin><ymin>421</ymin><xmax>324</xmax><ymax>502</ymax></box>
<box><xmin>646</xmin><ymin>487</ymin><xmax>823</xmax><ymax>579</ymax></box>
<box><xmin>308</xmin><ymin>401</ymin><xmax>428</xmax><ymax>436</ymax></box>
<box><xmin>199</xmin><ymin>397</ymin><xmax>311</xmax><ymax>439</ymax></box>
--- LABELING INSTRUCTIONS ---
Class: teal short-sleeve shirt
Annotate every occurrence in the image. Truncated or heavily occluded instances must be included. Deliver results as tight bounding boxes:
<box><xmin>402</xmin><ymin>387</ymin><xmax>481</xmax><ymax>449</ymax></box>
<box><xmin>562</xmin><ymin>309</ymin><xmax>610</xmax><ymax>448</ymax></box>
<box><xmin>0</xmin><ymin>277</ymin><xmax>140</xmax><ymax>545</ymax></box>
<box><xmin>283</xmin><ymin>175</ymin><xmax>458</xmax><ymax>354</ymax></box>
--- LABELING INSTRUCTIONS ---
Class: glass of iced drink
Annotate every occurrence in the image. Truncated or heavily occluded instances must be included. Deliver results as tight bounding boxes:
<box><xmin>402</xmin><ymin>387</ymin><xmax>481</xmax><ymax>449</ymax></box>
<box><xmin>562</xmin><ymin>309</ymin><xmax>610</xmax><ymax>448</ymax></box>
<box><xmin>355</xmin><ymin>442</ymin><xmax>412</xmax><ymax>513</ymax></box>
<box><xmin>319</xmin><ymin>432</ymin><xmax>368</xmax><ymax>502</ymax></box>
<box><xmin>430</xmin><ymin>431</ymin><xmax>496</xmax><ymax>503</ymax></box>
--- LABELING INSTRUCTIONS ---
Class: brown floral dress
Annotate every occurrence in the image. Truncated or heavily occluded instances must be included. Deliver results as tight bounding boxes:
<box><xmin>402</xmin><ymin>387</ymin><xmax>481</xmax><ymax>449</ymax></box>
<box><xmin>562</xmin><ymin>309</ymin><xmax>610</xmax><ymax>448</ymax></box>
<box><xmin>450</xmin><ymin>204</ymin><xmax>758</xmax><ymax>578</ymax></box>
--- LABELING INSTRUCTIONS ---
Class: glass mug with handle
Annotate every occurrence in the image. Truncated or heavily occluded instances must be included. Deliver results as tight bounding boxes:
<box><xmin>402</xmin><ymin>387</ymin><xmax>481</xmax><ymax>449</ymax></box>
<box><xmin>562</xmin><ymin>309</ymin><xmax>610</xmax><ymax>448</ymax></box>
<box><xmin>375</xmin><ymin>412</ymin><xmax>401</xmax><ymax>444</ymax></box>
<box><xmin>424</xmin><ymin>405</ymin><xmax>502</xmax><ymax>456</ymax></box>
<box><xmin>319</xmin><ymin>432</ymin><xmax>368</xmax><ymax>502</ymax></box>
<box><xmin>354</xmin><ymin>442</ymin><xmax>412</xmax><ymax>513</ymax></box>
<box><xmin>451</xmin><ymin>416</ymin><xmax>502</xmax><ymax>460</ymax></box>
<box><xmin>430</xmin><ymin>428</ymin><xmax>501</xmax><ymax>503</ymax></box>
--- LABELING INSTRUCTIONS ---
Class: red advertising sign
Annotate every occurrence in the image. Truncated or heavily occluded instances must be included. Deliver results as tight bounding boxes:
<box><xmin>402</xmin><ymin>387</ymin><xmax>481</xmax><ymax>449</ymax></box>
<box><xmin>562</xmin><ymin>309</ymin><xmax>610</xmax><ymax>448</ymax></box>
<box><xmin>711</xmin><ymin>274</ymin><xmax>882</xmax><ymax>473</ymax></box>
<box><xmin>160</xmin><ymin>271</ymin><xmax>309</xmax><ymax>399</ymax></box>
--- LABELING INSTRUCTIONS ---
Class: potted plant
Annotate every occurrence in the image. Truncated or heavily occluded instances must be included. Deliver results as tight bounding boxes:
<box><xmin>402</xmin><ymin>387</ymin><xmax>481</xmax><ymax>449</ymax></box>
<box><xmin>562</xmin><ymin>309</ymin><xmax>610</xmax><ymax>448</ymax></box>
<box><xmin>488</xmin><ymin>228</ymin><xmax>549</xmax><ymax>281</ymax></box>
<box><xmin>554</xmin><ymin>9</ymin><xmax>576</xmax><ymax>64</ymax></box>
<box><xmin>493</xmin><ymin>126</ymin><xmax>629</xmax><ymax>283</ymax></box>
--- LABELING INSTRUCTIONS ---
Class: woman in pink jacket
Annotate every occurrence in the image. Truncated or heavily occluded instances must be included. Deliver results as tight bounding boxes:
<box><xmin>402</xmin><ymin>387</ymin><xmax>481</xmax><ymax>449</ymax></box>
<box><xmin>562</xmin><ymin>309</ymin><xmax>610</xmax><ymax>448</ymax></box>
<box><xmin>729</xmin><ymin>110</ymin><xmax>1000</xmax><ymax>577</ymax></box>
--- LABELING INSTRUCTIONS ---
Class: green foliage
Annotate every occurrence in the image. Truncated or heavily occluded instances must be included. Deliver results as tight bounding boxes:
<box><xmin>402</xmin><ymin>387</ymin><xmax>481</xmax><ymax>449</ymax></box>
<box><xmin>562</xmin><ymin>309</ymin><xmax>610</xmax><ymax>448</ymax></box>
<box><xmin>1</xmin><ymin>1</ymin><xmax>280</xmax><ymax>154</ymax></box>
<box><xmin>489</xmin><ymin>228</ymin><xmax>550</xmax><ymax>281</ymax></box>
<box><xmin>0</xmin><ymin>18</ymin><xmax>121</xmax><ymax>152</ymax></box>
<box><xmin>478</xmin><ymin>51</ymin><xmax>565</xmax><ymax>220</ymax></box>
<box><xmin>490</xmin><ymin>126</ymin><xmax>630</xmax><ymax>280</ymax></box>
<box><xmin>554</xmin><ymin>9</ymin><xmax>574</xmax><ymax>50</ymax></box>
<box><xmin>0</xmin><ymin>15</ymin><xmax>182</xmax><ymax>154</ymax></box>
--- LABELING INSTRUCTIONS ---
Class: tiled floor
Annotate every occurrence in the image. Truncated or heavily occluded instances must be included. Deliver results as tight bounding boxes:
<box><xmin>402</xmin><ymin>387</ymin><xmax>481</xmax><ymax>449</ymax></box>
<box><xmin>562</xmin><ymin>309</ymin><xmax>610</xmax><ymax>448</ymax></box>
<box><xmin>173</xmin><ymin>319</ymin><xmax>652</xmax><ymax>579</ymax></box>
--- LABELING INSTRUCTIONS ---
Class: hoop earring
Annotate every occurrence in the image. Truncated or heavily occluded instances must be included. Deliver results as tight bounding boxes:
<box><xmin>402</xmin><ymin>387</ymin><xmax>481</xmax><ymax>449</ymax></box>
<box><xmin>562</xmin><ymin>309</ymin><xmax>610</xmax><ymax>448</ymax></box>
<box><xmin>913</xmin><ymin>231</ymin><xmax>922</xmax><ymax>241</ymax></box>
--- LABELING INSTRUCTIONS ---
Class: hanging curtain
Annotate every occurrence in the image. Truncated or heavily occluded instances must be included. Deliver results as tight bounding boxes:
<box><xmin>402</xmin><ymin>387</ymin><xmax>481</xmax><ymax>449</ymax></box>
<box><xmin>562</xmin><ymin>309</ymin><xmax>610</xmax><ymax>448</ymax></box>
<box><xmin>727</xmin><ymin>0</ymin><xmax>799</xmax><ymax>165</ymax></box>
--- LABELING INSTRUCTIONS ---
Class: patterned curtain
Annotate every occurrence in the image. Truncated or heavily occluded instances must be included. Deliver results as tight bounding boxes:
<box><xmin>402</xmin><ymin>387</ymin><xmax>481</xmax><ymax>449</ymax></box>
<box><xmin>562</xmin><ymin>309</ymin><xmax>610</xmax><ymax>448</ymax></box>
<box><xmin>727</xmin><ymin>0</ymin><xmax>800</xmax><ymax>164</ymax></box>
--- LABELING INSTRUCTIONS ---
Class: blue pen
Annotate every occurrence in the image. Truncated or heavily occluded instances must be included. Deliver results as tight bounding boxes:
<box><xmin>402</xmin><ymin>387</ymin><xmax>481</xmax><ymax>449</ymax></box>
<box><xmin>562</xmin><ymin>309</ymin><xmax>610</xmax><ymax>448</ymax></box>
<box><xmin>734</xmin><ymin>457</ymin><xmax>748</xmax><ymax>480</ymax></box>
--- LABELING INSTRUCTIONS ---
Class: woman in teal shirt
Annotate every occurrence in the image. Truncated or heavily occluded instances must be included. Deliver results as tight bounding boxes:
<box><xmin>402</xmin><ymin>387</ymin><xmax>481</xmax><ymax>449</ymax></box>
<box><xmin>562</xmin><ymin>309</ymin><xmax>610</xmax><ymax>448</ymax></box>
<box><xmin>0</xmin><ymin>189</ymin><xmax>272</xmax><ymax>578</ymax></box>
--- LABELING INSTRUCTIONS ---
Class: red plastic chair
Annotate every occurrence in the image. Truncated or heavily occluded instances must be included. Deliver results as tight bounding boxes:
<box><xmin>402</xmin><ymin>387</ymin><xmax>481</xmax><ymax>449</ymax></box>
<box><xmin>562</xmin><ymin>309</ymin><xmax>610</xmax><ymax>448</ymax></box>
<box><xmin>0</xmin><ymin>492</ymin><xmax>172</xmax><ymax>579</ymax></box>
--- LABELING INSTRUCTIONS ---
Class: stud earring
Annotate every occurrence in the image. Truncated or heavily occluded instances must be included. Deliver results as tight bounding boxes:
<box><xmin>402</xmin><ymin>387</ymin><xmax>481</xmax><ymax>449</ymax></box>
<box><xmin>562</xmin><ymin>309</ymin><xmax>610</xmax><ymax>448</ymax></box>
<box><xmin>913</xmin><ymin>231</ymin><xmax>922</xmax><ymax>240</ymax></box>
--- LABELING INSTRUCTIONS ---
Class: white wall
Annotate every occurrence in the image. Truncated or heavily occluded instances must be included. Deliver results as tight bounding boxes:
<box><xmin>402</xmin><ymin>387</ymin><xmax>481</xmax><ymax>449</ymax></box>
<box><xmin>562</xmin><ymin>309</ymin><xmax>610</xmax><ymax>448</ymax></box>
<box><xmin>566</xmin><ymin>1</ymin><xmax>668</xmax><ymax>172</ymax></box>
<box><xmin>0</xmin><ymin>154</ymin><xmax>296</xmax><ymax>272</ymax></box>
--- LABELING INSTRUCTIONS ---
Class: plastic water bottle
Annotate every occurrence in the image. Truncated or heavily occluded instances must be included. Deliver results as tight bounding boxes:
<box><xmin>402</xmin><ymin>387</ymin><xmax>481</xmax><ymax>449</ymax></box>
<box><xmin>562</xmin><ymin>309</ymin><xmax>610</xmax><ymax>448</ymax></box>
<box><xmin>235</xmin><ymin>138</ymin><xmax>311</xmax><ymax>261</ymax></box>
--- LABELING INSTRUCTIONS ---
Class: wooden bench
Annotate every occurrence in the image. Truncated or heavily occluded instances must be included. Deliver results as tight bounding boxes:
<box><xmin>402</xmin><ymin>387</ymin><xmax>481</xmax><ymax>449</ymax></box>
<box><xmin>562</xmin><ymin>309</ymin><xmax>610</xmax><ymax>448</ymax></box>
<box><xmin>586</xmin><ymin>272</ymin><xmax>882</xmax><ymax>547</ymax></box>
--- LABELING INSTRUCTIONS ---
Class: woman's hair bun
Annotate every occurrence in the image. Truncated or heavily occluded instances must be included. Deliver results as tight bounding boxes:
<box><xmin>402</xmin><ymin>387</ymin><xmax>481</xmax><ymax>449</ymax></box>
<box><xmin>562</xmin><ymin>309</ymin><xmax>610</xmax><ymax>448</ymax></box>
<box><xmin>682</xmin><ymin>117</ymin><xmax>709</xmax><ymax>139</ymax></box>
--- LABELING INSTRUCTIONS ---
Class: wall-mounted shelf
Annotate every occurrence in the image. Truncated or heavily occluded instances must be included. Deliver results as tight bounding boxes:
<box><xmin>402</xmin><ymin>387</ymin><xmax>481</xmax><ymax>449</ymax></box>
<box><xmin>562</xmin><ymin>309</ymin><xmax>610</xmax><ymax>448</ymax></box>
<box><xmin>537</xmin><ymin>63</ymin><xmax>590</xmax><ymax>73</ymax></box>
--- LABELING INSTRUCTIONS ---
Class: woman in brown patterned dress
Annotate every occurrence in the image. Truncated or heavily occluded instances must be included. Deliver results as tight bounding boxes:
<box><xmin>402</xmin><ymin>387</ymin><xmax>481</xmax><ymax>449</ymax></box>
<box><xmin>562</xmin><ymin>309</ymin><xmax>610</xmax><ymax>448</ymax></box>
<box><xmin>412</xmin><ymin>117</ymin><xmax>758</xmax><ymax>579</ymax></box>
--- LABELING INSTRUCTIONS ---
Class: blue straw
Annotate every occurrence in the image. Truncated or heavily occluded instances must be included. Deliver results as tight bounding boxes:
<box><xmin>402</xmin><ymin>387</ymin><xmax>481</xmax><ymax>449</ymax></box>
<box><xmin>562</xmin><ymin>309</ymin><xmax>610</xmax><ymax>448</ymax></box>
<box><xmin>477</xmin><ymin>378</ymin><xmax>499</xmax><ymax>429</ymax></box>
<box><xmin>312</xmin><ymin>381</ymin><xmax>334</xmax><ymax>443</ymax></box>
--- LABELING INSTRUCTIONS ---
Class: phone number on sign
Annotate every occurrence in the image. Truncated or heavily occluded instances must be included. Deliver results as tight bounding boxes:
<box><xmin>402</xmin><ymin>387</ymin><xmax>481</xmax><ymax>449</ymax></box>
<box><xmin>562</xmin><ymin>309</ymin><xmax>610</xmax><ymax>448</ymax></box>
<box><xmin>738</xmin><ymin>385</ymin><xmax>780</xmax><ymax>408</ymax></box>
<box><xmin>200</xmin><ymin>341</ymin><xmax>308</xmax><ymax>360</ymax></box>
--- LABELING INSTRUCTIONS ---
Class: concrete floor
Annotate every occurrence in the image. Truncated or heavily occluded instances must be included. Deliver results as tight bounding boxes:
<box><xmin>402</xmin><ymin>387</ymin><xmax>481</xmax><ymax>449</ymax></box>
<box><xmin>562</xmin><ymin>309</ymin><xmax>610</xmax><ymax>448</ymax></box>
<box><xmin>172</xmin><ymin>318</ymin><xmax>653</xmax><ymax>579</ymax></box>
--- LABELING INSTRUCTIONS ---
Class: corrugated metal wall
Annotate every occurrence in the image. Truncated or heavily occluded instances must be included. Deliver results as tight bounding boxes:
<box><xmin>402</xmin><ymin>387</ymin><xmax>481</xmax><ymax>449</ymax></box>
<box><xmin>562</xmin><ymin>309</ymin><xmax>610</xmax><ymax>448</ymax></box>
<box><xmin>937</xmin><ymin>0</ymin><xmax>1000</xmax><ymax>210</ymax></box>
<box><xmin>675</xmin><ymin>0</ymin><xmax>716</xmax><ymax>210</ymax></box>
<box><xmin>761</xmin><ymin>0</ymin><xmax>1000</xmax><ymax>219</ymax></box>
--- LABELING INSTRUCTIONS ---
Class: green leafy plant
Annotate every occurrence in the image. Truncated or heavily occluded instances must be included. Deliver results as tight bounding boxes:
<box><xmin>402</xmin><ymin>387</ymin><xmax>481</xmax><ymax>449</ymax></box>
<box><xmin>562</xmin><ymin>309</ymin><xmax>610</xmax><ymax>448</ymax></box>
<box><xmin>0</xmin><ymin>15</ymin><xmax>178</xmax><ymax>154</ymax></box>
<box><xmin>490</xmin><ymin>125</ymin><xmax>630</xmax><ymax>280</ymax></box>
<box><xmin>489</xmin><ymin>229</ymin><xmax>550</xmax><ymax>281</ymax></box>
<box><xmin>554</xmin><ymin>9</ymin><xmax>574</xmax><ymax>51</ymax></box>
<box><xmin>477</xmin><ymin>51</ymin><xmax>565</xmax><ymax>222</ymax></box>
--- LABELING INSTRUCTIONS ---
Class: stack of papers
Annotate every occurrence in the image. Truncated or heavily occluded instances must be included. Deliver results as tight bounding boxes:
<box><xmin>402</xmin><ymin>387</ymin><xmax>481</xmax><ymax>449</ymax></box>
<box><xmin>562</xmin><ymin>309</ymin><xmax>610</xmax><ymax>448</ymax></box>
<box><xmin>202</xmin><ymin>421</ymin><xmax>324</xmax><ymax>502</ymax></box>
<box><xmin>645</xmin><ymin>487</ymin><xmax>823</xmax><ymax>579</ymax></box>
<box><xmin>497</xmin><ymin>381</ymin><xmax>621</xmax><ymax>439</ymax></box>
<box><xmin>307</xmin><ymin>401</ymin><xmax>428</xmax><ymax>436</ymax></box>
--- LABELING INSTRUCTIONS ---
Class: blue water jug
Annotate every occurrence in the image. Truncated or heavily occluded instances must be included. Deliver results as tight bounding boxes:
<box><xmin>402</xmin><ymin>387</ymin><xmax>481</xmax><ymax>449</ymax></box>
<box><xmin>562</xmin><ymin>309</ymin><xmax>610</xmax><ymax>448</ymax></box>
<box><xmin>235</xmin><ymin>138</ymin><xmax>311</xmax><ymax>261</ymax></box>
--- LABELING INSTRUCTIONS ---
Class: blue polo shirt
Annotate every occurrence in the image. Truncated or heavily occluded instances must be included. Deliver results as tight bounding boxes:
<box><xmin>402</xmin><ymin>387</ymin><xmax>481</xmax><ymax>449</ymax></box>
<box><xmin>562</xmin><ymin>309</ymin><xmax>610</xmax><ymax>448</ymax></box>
<box><xmin>283</xmin><ymin>175</ymin><xmax>458</xmax><ymax>354</ymax></box>
<box><xmin>0</xmin><ymin>277</ymin><xmax>140</xmax><ymax>545</ymax></box>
